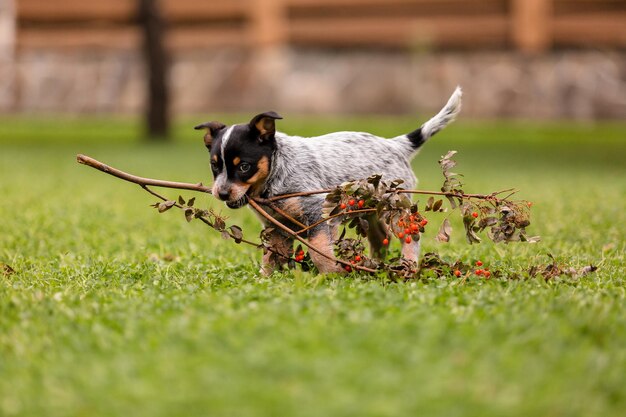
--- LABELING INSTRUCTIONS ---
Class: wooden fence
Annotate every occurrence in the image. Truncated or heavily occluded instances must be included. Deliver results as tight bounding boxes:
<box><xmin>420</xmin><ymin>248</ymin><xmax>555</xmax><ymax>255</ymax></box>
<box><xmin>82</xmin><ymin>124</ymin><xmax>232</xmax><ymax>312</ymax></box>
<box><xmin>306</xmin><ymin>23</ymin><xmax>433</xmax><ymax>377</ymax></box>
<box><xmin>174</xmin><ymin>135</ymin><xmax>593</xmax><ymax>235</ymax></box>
<box><xmin>15</xmin><ymin>0</ymin><xmax>626</xmax><ymax>53</ymax></box>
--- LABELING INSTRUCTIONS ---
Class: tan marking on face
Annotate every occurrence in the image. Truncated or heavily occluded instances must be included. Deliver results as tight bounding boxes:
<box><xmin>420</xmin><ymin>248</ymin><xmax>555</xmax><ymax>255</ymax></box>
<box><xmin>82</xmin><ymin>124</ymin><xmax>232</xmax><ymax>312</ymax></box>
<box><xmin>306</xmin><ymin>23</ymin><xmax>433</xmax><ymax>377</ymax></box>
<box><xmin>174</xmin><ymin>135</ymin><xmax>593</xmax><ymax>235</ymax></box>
<box><xmin>233</xmin><ymin>156</ymin><xmax>241</xmax><ymax>166</ymax></box>
<box><xmin>308</xmin><ymin>228</ymin><xmax>343</xmax><ymax>274</ymax></box>
<box><xmin>212</xmin><ymin>154</ymin><xmax>218</xmax><ymax>162</ymax></box>
<box><xmin>245</xmin><ymin>156</ymin><xmax>270</xmax><ymax>196</ymax></box>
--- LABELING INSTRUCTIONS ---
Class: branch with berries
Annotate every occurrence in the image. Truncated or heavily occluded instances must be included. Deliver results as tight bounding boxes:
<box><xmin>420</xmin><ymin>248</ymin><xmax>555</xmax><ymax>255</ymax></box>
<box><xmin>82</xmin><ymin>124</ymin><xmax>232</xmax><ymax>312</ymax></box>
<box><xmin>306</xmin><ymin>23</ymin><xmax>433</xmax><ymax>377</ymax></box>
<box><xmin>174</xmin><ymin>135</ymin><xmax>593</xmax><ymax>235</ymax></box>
<box><xmin>76</xmin><ymin>152</ymin><xmax>594</xmax><ymax>280</ymax></box>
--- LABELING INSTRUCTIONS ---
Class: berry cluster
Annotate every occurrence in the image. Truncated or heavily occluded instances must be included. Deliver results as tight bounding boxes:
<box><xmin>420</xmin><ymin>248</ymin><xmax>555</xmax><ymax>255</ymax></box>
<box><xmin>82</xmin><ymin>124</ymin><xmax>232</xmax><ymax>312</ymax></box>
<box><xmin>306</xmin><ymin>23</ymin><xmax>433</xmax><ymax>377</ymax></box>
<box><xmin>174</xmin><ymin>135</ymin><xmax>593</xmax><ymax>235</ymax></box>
<box><xmin>294</xmin><ymin>249</ymin><xmax>306</xmax><ymax>262</ymax></box>
<box><xmin>387</xmin><ymin>214</ymin><xmax>428</xmax><ymax>245</ymax></box>
<box><xmin>344</xmin><ymin>254</ymin><xmax>364</xmax><ymax>272</ymax></box>
<box><xmin>339</xmin><ymin>199</ymin><xmax>365</xmax><ymax>210</ymax></box>
<box><xmin>452</xmin><ymin>260</ymin><xmax>491</xmax><ymax>278</ymax></box>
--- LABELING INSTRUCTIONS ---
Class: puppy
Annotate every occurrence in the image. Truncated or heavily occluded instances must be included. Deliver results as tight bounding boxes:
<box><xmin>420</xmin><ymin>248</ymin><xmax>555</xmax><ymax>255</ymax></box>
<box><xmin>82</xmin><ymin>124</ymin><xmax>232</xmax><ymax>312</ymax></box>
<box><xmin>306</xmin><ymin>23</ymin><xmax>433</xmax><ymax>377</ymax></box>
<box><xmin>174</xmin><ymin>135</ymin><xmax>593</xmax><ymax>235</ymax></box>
<box><xmin>195</xmin><ymin>87</ymin><xmax>462</xmax><ymax>274</ymax></box>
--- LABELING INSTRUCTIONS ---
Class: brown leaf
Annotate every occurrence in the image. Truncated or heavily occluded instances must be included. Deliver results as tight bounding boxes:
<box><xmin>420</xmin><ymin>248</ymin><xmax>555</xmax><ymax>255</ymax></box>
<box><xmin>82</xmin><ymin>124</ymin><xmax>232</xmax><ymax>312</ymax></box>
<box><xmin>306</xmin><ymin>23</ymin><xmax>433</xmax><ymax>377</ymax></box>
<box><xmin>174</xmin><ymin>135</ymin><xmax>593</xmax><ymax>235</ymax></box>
<box><xmin>187</xmin><ymin>197</ymin><xmax>196</xmax><ymax>207</ymax></box>
<box><xmin>214</xmin><ymin>217</ymin><xmax>226</xmax><ymax>231</ymax></box>
<box><xmin>433</xmin><ymin>199</ymin><xmax>443</xmax><ymax>212</ymax></box>
<box><xmin>426</xmin><ymin>197</ymin><xmax>434</xmax><ymax>211</ymax></box>
<box><xmin>478</xmin><ymin>217</ymin><xmax>498</xmax><ymax>229</ymax></box>
<box><xmin>184</xmin><ymin>208</ymin><xmax>194</xmax><ymax>222</ymax></box>
<box><xmin>445</xmin><ymin>195</ymin><xmax>458</xmax><ymax>209</ymax></box>
<box><xmin>436</xmin><ymin>219</ymin><xmax>452</xmax><ymax>243</ymax></box>
<box><xmin>230</xmin><ymin>225</ymin><xmax>243</xmax><ymax>243</ymax></box>
<box><xmin>178</xmin><ymin>195</ymin><xmax>186</xmax><ymax>205</ymax></box>
<box><xmin>158</xmin><ymin>200</ymin><xmax>176</xmax><ymax>213</ymax></box>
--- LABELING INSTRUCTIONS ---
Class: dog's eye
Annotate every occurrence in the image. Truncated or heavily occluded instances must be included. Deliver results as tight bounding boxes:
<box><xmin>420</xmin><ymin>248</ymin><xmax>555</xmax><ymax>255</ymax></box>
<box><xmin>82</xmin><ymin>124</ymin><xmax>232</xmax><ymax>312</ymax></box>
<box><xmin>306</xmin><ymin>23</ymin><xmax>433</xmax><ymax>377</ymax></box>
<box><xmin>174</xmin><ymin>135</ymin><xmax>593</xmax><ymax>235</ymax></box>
<box><xmin>210</xmin><ymin>160</ymin><xmax>219</xmax><ymax>171</ymax></box>
<box><xmin>238</xmin><ymin>162</ymin><xmax>251</xmax><ymax>173</ymax></box>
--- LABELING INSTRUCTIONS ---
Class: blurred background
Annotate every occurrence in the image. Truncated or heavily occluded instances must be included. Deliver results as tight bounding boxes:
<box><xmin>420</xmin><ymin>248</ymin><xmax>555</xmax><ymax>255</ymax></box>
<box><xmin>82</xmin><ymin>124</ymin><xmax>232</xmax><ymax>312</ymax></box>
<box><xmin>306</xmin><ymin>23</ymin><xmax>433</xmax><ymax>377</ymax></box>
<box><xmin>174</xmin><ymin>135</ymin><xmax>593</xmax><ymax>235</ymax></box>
<box><xmin>1</xmin><ymin>5</ymin><xmax>625</xmax><ymax>414</ymax></box>
<box><xmin>0</xmin><ymin>0</ymin><xmax>624</xmax><ymax>140</ymax></box>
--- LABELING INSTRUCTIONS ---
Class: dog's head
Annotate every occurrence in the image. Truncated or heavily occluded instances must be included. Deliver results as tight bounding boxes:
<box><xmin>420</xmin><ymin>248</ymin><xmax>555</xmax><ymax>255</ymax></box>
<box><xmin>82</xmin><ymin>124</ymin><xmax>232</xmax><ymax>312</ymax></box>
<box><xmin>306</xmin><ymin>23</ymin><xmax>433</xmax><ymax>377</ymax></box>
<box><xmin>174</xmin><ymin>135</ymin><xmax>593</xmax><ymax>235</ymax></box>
<box><xmin>195</xmin><ymin>111</ymin><xmax>282</xmax><ymax>208</ymax></box>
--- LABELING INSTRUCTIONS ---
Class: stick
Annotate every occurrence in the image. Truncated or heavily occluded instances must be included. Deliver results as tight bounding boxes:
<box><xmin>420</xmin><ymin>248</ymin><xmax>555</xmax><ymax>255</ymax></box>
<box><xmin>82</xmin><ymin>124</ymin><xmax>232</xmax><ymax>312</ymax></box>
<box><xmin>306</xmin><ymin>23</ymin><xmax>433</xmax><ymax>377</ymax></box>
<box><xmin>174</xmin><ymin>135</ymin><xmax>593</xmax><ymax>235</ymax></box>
<box><xmin>77</xmin><ymin>154</ymin><xmax>212</xmax><ymax>193</ymax></box>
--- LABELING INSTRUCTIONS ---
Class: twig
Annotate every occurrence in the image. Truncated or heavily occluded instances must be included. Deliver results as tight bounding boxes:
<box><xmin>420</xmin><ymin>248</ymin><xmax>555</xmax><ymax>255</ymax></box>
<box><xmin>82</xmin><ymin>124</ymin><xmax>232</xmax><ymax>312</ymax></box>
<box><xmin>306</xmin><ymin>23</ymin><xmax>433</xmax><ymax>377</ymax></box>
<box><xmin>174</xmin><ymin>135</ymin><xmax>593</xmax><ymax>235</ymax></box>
<box><xmin>263</xmin><ymin>190</ymin><xmax>332</xmax><ymax>202</ymax></box>
<box><xmin>77</xmin><ymin>154</ymin><xmax>212</xmax><ymax>193</ymax></box>
<box><xmin>266</xmin><ymin>186</ymin><xmax>518</xmax><ymax>204</ymax></box>
<box><xmin>143</xmin><ymin>185</ymin><xmax>261</xmax><ymax>248</ymax></box>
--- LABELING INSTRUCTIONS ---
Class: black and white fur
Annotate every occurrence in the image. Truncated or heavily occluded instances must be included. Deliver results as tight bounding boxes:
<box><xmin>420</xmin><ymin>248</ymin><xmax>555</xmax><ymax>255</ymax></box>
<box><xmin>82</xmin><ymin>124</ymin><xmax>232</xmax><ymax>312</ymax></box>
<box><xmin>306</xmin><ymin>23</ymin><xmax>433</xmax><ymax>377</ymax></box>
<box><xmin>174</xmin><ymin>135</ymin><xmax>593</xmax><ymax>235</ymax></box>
<box><xmin>195</xmin><ymin>87</ymin><xmax>462</xmax><ymax>274</ymax></box>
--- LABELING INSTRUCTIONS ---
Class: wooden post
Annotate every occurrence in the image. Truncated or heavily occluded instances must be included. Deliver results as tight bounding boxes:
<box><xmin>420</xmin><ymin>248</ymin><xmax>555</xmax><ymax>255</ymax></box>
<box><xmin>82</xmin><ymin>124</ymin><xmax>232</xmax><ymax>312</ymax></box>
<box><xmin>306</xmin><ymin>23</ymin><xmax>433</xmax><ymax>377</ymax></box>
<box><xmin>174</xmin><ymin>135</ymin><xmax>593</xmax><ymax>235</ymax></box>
<box><xmin>511</xmin><ymin>0</ymin><xmax>552</xmax><ymax>53</ymax></box>
<box><xmin>0</xmin><ymin>0</ymin><xmax>15</xmax><ymax>110</ymax></box>
<box><xmin>138</xmin><ymin>0</ymin><xmax>170</xmax><ymax>140</ymax></box>
<box><xmin>249</xmin><ymin>0</ymin><xmax>287</xmax><ymax>49</ymax></box>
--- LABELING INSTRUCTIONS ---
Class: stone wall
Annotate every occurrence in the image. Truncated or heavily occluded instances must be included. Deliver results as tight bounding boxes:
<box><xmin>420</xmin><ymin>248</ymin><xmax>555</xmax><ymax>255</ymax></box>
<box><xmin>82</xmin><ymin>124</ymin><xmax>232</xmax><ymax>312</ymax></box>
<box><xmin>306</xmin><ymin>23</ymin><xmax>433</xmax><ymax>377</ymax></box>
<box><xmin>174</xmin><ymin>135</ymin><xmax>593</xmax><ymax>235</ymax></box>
<box><xmin>1</xmin><ymin>48</ymin><xmax>625</xmax><ymax>119</ymax></box>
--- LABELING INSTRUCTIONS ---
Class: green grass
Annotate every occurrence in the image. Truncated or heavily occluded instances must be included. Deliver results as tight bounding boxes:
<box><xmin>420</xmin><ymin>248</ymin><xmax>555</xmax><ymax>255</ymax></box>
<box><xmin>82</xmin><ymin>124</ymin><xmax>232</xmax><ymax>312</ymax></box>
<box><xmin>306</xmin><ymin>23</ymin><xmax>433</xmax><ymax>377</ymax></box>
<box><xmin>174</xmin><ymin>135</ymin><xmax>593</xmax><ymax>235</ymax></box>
<box><xmin>0</xmin><ymin>116</ymin><xmax>625</xmax><ymax>417</ymax></box>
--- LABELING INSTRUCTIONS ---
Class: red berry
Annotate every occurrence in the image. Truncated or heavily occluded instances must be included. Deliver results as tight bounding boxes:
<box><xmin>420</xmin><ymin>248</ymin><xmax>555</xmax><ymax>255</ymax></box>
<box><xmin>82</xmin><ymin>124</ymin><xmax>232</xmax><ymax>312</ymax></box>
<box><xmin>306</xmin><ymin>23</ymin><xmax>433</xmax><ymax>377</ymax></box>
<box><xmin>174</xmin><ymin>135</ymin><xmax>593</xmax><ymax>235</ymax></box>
<box><xmin>354</xmin><ymin>255</ymin><xmax>361</xmax><ymax>262</ymax></box>
<box><xmin>409</xmin><ymin>215</ymin><xmax>416</xmax><ymax>222</ymax></box>
<box><xmin>420</xmin><ymin>219</ymin><xmax>428</xmax><ymax>226</ymax></box>
<box><xmin>527</xmin><ymin>202</ymin><xmax>533</xmax><ymax>208</ymax></box>
<box><xmin>405</xmin><ymin>236</ymin><xmax>412</xmax><ymax>244</ymax></box>
<box><xmin>382</xmin><ymin>238</ymin><xmax>389</xmax><ymax>246</ymax></box>
<box><xmin>340</xmin><ymin>203</ymin><xmax>347</xmax><ymax>209</ymax></box>
<box><xmin>348</xmin><ymin>199</ymin><xmax>355</xmax><ymax>206</ymax></box>
<box><xmin>397</xmin><ymin>232</ymin><xmax>405</xmax><ymax>239</ymax></box>
<box><xmin>358</xmin><ymin>200</ymin><xmax>364</xmax><ymax>208</ymax></box>
<box><xmin>476</xmin><ymin>260</ymin><xmax>483</xmax><ymax>267</ymax></box>
<box><xmin>295</xmin><ymin>255</ymin><xmax>303</xmax><ymax>262</ymax></box>
<box><xmin>472</xmin><ymin>212</ymin><xmax>479</xmax><ymax>218</ymax></box>
<box><xmin>454</xmin><ymin>270</ymin><xmax>462</xmax><ymax>277</ymax></box>
<box><xmin>298</xmin><ymin>250</ymin><xmax>305</xmax><ymax>256</ymax></box>
<box><xmin>411</xmin><ymin>224</ymin><xmax>419</xmax><ymax>232</ymax></box>
<box><xmin>344</xmin><ymin>265</ymin><xmax>352</xmax><ymax>272</ymax></box>
<box><xmin>484</xmin><ymin>270</ymin><xmax>491</xmax><ymax>278</ymax></box>
<box><xmin>404</xmin><ymin>228</ymin><xmax>411</xmax><ymax>235</ymax></box>
<box><xmin>475</xmin><ymin>269</ymin><xmax>483</xmax><ymax>275</ymax></box>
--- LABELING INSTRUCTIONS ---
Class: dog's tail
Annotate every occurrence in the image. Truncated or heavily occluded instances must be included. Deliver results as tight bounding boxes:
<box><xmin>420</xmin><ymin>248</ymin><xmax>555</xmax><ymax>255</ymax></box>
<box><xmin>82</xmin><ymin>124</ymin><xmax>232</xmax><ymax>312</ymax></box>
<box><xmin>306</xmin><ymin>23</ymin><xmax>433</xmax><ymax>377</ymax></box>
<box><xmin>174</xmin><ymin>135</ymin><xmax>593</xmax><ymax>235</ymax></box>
<box><xmin>401</xmin><ymin>86</ymin><xmax>462</xmax><ymax>153</ymax></box>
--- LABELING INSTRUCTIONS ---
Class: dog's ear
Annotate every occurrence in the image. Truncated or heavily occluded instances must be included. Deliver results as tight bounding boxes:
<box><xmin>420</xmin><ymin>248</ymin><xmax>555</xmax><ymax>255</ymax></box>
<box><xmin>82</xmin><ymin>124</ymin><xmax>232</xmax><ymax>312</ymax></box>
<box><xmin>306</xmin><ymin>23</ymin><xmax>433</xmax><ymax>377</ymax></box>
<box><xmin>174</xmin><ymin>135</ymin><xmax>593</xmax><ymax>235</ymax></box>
<box><xmin>194</xmin><ymin>121</ymin><xmax>226</xmax><ymax>150</ymax></box>
<box><xmin>249</xmin><ymin>111</ymin><xmax>283</xmax><ymax>143</ymax></box>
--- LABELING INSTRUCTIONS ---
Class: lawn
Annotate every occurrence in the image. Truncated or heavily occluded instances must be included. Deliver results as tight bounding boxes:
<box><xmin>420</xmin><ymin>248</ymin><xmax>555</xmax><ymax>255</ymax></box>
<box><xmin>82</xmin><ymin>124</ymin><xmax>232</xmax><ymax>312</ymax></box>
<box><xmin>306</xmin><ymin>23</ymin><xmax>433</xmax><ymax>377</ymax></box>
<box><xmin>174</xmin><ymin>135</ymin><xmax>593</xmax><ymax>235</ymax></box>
<box><xmin>0</xmin><ymin>116</ymin><xmax>625</xmax><ymax>417</ymax></box>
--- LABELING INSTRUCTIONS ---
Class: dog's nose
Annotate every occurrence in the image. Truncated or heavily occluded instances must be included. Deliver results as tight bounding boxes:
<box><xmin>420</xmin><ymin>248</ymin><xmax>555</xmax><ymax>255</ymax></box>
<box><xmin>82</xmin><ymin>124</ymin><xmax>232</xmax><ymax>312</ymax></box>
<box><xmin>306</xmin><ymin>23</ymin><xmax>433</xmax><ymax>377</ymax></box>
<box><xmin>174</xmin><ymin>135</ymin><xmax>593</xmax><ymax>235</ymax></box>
<box><xmin>218</xmin><ymin>190</ymin><xmax>230</xmax><ymax>201</ymax></box>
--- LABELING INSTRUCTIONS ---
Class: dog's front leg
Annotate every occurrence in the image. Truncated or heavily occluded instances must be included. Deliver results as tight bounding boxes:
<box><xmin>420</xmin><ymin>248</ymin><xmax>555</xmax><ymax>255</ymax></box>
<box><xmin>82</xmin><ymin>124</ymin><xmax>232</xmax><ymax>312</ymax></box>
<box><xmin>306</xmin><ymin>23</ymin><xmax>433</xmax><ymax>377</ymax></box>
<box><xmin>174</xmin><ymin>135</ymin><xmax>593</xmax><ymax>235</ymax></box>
<box><xmin>308</xmin><ymin>224</ymin><xmax>344</xmax><ymax>274</ymax></box>
<box><xmin>260</xmin><ymin>228</ymin><xmax>294</xmax><ymax>276</ymax></box>
<box><xmin>401</xmin><ymin>236</ymin><xmax>421</xmax><ymax>265</ymax></box>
